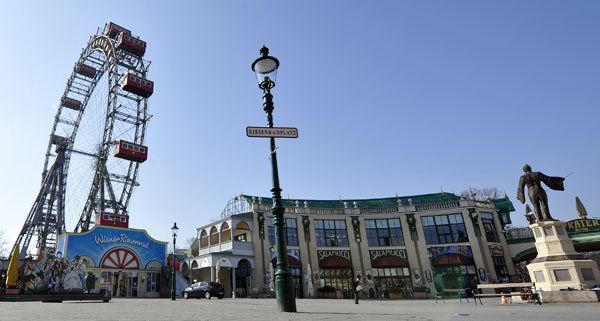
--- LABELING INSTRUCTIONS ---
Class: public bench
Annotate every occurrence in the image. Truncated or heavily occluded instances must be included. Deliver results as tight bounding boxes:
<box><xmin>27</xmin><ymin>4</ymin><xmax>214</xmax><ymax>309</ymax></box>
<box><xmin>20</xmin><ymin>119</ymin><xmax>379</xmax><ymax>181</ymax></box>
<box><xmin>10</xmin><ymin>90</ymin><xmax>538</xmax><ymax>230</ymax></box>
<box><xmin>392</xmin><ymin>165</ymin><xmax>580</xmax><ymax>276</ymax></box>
<box><xmin>441</xmin><ymin>288</ymin><xmax>471</xmax><ymax>302</ymax></box>
<box><xmin>249</xmin><ymin>288</ymin><xmax>274</xmax><ymax>299</ymax></box>
<box><xmin>474</xmin><ymin>283</ymin><xmax>540</xmax><ymax>306</ymax></box>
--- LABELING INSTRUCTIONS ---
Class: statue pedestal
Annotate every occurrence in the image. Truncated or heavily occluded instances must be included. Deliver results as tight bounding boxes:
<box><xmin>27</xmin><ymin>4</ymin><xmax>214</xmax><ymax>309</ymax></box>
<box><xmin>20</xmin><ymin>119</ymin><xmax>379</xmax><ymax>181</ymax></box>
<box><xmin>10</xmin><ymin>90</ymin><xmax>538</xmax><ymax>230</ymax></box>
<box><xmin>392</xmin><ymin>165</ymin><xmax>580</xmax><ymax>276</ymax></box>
<box><xmin>526</xmin><ymin>221</ymin><xmax>600</xmax><ymax>301</ymax></box>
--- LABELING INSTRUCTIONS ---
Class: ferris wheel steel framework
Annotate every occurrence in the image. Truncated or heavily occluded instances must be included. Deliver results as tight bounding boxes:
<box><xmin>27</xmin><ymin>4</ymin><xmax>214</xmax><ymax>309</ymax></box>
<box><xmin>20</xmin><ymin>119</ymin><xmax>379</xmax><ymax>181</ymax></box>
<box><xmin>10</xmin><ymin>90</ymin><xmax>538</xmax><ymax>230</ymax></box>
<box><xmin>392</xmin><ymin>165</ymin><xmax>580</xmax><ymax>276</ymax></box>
<box><xmin>14</xmin><ymin>25</ymin><xmax>152</xmax><ymax>258</ymax></box>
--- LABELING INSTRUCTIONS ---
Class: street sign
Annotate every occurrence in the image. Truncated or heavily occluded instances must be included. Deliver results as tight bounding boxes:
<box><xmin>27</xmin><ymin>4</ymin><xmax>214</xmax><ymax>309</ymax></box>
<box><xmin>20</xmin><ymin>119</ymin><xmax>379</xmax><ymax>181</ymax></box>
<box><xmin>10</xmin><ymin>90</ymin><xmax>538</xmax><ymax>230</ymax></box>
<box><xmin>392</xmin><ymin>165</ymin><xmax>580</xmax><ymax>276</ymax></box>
<box><xmin>246</xmin><ymin>126</ymin><xmax>299</xmax><ymax>138</ymax></box>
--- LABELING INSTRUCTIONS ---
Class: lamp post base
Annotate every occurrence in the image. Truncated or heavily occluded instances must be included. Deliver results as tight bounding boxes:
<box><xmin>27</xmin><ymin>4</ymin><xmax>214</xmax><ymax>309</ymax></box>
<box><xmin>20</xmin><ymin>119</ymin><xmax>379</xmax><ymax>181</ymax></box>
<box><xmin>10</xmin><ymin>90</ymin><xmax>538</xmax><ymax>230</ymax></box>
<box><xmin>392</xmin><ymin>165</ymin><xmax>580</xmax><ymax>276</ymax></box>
<box><xmin>275</xmin><ymin>272</ymin><xmax>297</xmax><ymax>312</ymax></box>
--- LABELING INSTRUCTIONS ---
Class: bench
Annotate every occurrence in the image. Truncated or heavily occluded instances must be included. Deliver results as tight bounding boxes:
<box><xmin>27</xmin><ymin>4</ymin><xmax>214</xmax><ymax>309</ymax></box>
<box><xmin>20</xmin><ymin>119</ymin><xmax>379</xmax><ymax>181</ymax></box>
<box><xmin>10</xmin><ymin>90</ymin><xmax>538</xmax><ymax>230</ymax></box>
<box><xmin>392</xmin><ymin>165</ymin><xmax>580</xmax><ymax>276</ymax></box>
<box><xmin>249</xmin><ymin>288</ymin><xmax>274</xmax><ymax>299</ymax></box>
<box><xmin>442</xmin><ymin>288</ymin><xmax>471</xmax><ymax>303</ymax></box>
<box><xmin>474</xmin><ymin>283</ymin><xmax>541</xmax><ymax>306</ymax></box>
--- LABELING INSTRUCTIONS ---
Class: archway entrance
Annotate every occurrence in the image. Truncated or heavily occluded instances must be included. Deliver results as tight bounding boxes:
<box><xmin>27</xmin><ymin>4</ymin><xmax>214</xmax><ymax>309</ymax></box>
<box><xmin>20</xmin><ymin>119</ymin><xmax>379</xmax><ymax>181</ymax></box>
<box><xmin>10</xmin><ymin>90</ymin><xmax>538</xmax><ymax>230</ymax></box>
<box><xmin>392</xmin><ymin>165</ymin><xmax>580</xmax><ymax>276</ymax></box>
<box><xmin>271</xmin><ymin>251</ymin><xmax>303</xmax><ymax>298</ymax></box>
<box><xmin>235</xmin><ymin>259</ymin><xmax>252</xmax><ymax>298</ymax></box>
<box><xmin>99</xmin><ymin>247</ymin><xmax>141</xmax><ymax>297</ymax></box>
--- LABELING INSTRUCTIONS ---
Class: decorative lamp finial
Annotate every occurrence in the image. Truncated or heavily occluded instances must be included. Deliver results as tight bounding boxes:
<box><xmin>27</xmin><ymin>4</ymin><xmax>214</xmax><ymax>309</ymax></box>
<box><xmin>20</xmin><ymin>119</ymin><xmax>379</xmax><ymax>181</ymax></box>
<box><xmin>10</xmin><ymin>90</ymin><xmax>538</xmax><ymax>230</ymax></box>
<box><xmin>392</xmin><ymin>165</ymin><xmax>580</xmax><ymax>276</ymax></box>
<box><xmin>260</xmin><ymin>45</ymin><xmax>269</xmax><ymax>57</ymax></box>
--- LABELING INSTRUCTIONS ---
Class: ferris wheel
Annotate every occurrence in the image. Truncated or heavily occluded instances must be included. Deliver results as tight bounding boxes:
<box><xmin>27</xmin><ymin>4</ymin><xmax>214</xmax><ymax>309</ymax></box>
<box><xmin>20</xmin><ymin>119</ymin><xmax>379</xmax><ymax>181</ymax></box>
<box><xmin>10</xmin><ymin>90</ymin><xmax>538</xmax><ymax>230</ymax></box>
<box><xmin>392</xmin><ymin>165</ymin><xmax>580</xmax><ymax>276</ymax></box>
<box><xmin>14</xmin><ymin>22</ymin><xmax>154</xmax><ymax>258</ymax></box>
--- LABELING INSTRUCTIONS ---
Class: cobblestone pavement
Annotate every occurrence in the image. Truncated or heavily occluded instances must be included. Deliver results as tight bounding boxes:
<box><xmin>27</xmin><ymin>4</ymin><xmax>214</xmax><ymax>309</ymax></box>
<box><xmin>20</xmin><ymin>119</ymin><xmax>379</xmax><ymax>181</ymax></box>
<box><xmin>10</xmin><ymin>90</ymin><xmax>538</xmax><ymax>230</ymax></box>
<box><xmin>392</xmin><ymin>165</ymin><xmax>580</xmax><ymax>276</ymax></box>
<box><xmin>0</xmin><ymin>298</ymin><xmax>598</xmax><ymax>321</ymax></box>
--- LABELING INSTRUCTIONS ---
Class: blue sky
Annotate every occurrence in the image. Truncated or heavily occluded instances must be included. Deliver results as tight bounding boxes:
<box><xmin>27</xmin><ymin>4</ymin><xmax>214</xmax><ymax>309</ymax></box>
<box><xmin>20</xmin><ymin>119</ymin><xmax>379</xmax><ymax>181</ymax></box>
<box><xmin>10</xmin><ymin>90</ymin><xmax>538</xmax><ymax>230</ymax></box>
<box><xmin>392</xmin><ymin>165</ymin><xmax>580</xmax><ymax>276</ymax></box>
<box><xmin>1</xmin><ymin>1</ymin><xmax>599</xmax><ymax>248</ymax></box>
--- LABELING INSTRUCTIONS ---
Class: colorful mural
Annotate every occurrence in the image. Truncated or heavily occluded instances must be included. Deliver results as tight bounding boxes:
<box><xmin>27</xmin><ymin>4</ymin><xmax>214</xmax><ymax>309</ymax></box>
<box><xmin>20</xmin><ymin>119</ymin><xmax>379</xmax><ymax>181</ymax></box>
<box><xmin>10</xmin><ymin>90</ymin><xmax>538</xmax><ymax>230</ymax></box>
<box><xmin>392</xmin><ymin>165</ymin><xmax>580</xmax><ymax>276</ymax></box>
<box><xmin>15</xmin><ymin>226</ymin><xmax>166</xmax><ymax>295</ymax></box>
<box><xmin>428</xmin><ymin>245</ymin><xmax>473</xmax><ymax>261</ymax></box>
<box><xmin>18</xmin><ymin>250</ymin><xmax>93</xmax><ymax>293</ymax></box>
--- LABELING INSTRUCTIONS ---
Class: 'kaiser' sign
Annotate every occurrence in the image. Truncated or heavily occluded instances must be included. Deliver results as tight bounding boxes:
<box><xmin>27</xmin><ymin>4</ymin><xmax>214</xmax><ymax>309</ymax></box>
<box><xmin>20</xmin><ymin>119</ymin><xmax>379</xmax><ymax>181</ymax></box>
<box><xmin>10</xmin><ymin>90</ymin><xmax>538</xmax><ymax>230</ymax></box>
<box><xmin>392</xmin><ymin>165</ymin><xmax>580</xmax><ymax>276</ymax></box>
<box><xmin>566</xmin><ymin>219</ymin><xmax>600</xmax><ymax>233</ymax></box>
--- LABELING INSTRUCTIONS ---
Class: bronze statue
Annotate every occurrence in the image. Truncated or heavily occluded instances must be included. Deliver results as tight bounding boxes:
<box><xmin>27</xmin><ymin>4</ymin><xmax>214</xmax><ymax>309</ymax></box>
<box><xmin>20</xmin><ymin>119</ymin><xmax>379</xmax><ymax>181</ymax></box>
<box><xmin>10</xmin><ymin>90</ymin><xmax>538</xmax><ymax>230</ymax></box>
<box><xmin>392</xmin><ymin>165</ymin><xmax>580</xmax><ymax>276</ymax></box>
<box><xmin>517</xmin><ymin>164</ymin><xmax>565</xmax><ymax>222</ymax></box>
<box><xmin>576</xmin><ymin>196</ymin><xmax>588</xmax><ymax>218</ymax></box>
<box><xmin>524</xmin><ymin>204</ymin><xmax>536</xmax><ymax>224</ymax></box>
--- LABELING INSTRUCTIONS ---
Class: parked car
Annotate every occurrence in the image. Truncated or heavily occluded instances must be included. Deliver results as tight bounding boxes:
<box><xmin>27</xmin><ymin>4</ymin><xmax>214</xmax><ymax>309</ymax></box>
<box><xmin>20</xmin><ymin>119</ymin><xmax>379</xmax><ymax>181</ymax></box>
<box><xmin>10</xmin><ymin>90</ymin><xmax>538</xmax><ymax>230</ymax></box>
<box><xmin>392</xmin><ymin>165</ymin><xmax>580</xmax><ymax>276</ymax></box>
<box><xmin>183</xmin><ymin>282</ymin><xmax>225</xmax><ymax>299</ymax></box>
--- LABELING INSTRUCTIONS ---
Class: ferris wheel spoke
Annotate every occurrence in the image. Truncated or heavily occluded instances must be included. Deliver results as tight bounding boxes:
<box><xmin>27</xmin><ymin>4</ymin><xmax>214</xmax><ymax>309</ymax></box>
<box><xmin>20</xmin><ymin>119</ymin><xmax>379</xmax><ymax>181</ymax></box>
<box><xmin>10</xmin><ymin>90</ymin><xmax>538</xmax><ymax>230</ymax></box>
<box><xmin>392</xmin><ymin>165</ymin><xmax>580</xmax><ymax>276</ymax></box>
<box><xmin>69</xmin><ymin>148</ymin><xmax>101</xmax><ymax>159</ymax></box>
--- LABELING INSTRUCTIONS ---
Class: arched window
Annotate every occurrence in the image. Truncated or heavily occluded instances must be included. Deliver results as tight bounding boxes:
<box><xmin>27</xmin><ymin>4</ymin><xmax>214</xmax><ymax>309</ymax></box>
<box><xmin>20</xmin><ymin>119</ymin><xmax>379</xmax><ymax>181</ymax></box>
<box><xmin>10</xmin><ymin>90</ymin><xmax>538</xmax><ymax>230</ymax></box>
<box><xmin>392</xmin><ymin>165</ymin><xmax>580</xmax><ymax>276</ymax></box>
<box><xmin>220</xmin><ymin>222</ymin><xmax>231</xmax><ymax>243</ymax></box>
<box><xmin>200</xmin><ymin>230</ymin><xmax>208</xmax><ymax>248</ymax></box>
<box><xmin>210</xmin><ymin>226</ymin><xmax>219</xmax><ymax>245</ymax></box>
<box><xmin>182</xmin><ymin>262</ymin><xmax>190</xmax><ymax>279</ymax></box>
<box><xmin>234</xmin><ymin>221</ymin><xmax>251</xmax><ymax>242</ymax></box>
<box><xmin>101</xmin><ymin>247</ymin><xmax>140</xmax><ymax>270</ymax></box>
<box><xmin>235</xmin><ymin>221</ymin><xmax>250</xmax><ymax>230</ymax></box>
<box><xmin>238</xmin><ymin>259</ymin><xmax>251</xmax><ymax>268</ymax></box>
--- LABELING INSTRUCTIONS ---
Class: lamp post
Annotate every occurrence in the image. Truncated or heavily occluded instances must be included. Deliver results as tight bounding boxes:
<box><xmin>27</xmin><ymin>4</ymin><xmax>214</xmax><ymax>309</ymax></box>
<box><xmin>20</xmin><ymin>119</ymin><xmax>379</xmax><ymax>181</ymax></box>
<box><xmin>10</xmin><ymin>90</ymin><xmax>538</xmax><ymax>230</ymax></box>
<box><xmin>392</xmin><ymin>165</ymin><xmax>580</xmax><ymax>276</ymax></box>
<box><xmin>251</xmin><ymin>46</ymin><xmax>297</xmax><ymax>312</ymax></box>
<box><xmin>0</xmin><ymin>257</ymin><xmax>5</xmax><ymax>292</ymax></box>
<box><xmin>171</xmin><ymin>222</ymin><xmax>179</xmax><ymax>301</ymax></box>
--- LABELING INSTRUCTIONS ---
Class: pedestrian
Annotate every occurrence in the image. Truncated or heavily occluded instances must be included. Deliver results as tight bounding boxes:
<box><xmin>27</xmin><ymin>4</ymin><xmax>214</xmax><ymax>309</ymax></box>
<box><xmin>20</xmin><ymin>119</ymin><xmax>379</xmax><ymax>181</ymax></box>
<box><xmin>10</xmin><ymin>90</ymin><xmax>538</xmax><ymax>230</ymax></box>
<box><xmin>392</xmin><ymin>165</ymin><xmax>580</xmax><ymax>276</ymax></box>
<box><xmin>352</xmin><ymin>274</ymin><xmax>363</xmax><ymax>304</ymax></box>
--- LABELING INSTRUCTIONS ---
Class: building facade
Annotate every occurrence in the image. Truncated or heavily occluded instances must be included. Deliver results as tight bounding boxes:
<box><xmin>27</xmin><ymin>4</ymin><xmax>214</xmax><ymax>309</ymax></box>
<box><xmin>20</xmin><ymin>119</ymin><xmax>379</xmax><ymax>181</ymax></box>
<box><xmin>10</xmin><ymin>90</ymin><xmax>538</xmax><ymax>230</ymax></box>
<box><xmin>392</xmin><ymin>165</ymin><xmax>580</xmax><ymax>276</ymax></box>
<box><xmin>185</xmin><ymin>193</ymin><xmax>516</xmax><ymax>299</ymax></box>
<box><xmin>55</xmin><ymin>224</ymin><xmax>167</xmax><ymax>298</ymax></box>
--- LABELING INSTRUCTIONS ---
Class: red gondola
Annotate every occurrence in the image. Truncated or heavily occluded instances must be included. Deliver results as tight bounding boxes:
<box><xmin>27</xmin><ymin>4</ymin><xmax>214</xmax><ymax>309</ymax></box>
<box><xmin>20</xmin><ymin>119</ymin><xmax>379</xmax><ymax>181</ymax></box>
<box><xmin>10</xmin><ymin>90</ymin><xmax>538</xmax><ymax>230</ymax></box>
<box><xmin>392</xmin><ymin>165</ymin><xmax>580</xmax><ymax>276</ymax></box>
<box><xmin>105</xmin><ymin>22</ymin><xmax>131</xmax><ymax>39</ymax></box>
<box><xmin>114</xmin><ymin>140</ymin><xmax>148</xmax><ymax>163</ymax></box>
<box><xmin>76</xmin><ymin>63</ymin><xmax>97</xmax><ymax>78</ymax></box>
<box><xmin>51</xmin><ymin>135</ymin><xmax>69</xmax><ymax>146</ymax></box>
<box><xmin>117</xmin><ymin>33</ymin><xmax>147</xmax><ymax>57</ymax></box>
<box><xmin>96</xmin><ymin>212</ymin><xmax>129</xmax><ymax>228</ymax></box>
<box><xmin>61</xmin><ymin>97</ymin><xmax>81</xmax><ymax>110</ymax></box>
<box><xmin>121</xmin><ymin>73</ymin><xmax>154</xmax><ymax>98</ymax></box>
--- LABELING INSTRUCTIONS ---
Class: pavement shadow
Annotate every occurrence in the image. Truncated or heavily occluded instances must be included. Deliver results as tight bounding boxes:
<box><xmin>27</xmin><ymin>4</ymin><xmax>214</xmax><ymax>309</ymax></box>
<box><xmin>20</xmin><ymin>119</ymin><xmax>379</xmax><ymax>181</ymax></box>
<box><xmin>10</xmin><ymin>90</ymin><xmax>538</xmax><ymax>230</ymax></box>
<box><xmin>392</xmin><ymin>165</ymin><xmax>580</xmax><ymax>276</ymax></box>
<box><xmin>298</xmin><ymin>312</ymin><xmax>408</xmax><ymax>316</ymax></box>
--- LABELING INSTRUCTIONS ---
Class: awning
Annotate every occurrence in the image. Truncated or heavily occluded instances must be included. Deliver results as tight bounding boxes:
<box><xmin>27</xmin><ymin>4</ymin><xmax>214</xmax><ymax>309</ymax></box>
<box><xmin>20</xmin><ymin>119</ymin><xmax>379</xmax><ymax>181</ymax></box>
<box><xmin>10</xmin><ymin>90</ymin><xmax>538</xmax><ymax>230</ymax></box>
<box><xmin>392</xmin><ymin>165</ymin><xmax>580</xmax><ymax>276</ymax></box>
<box><xmin>319</xmin><ymin>256</ymin><xmax>351</xmax><ymax>268</ymax></box>
<box><xmin>271</xmin><ymin>255</ymin><xmax>301</xmax><ymax>267</ymax></box>
<box><xmin>371</xmin><ymin>255</ymin><xmax>409</xmax><ymax>268</ymax></box>
<box><xmin>431</xmin><ymin>253</ymin><xmax>473</xmax><ymax>266</ymax></box>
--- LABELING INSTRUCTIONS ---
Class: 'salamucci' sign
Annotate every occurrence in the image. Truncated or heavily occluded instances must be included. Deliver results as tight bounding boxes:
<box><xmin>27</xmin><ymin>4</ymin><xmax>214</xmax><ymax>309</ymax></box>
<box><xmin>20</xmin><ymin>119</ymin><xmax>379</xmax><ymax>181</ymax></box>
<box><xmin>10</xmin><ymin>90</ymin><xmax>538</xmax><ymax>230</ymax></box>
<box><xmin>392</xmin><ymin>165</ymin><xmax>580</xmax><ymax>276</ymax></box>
<box><xmin>318</xmin><ymin>250</ymin><xmax>350</xmax><ymax>261</ymax></box>
<box><xmin>369</xmin><ymin>249</ymin><xmax>406</xmax><ymax>261</ymax></box>
<box><xmin>566</xmin><ymin>219</ymin><xmax>600</xmax><ymax>233</ymax></box>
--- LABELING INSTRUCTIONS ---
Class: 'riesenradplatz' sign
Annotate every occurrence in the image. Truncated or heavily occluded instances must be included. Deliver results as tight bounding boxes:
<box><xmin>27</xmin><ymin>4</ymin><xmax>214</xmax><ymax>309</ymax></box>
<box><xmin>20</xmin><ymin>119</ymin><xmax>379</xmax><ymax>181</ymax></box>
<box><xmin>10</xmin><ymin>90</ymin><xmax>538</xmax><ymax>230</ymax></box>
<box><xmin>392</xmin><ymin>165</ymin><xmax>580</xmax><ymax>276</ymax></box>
<box><xmin>246</xmin><ymin>126</ymin><xmax>299</xmax><ymax>138</ymax></box>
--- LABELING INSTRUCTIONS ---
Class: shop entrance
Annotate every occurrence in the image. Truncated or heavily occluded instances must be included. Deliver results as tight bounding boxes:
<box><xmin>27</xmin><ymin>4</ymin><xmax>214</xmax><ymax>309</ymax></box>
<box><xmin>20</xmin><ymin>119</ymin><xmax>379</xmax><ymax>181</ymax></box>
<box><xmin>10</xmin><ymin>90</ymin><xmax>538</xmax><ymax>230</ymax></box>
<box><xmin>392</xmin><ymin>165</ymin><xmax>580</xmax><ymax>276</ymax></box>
<box><xmin>235</xmin><ymin>259</ymin><xmax>252</xmax><ymax>298</ymax></box>
<box><xmin>369</xmin><ymin>251</ymin><xmax>412</xmax><ymax>299</ymax></box>
<box><xmin>99</xmin><ymin>247</ymin><xmax>142</xmax><ymax>297</ymax></box>
<box><xmin>431</xmin><ymin>254</ymin><xmax>478</xmax><ymax>291</ymax></box>
<box><xmin>271</xmin><ymin>254</ymin><xmax>303</xmax><ymax>298</ymax></box>
<box><xmin>100</xmin><ymin>270</ymin><xmax>140</xmax><ymax>297</ymax></box>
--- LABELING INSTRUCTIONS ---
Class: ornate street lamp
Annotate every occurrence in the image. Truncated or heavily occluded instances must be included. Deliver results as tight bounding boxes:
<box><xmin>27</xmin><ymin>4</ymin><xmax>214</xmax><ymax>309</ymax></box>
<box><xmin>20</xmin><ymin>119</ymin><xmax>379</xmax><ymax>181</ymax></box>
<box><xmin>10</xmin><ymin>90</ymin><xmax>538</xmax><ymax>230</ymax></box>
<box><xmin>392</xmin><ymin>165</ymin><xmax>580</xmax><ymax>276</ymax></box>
<box><xmin>251</xmin><ymin>46</ymin><xmax>297</xmax><ymax>312</ymax></box>
<box><xmin>171</xmin><ymin>222</ymin><xmax>179</xmax><ymax>301</ymax></box>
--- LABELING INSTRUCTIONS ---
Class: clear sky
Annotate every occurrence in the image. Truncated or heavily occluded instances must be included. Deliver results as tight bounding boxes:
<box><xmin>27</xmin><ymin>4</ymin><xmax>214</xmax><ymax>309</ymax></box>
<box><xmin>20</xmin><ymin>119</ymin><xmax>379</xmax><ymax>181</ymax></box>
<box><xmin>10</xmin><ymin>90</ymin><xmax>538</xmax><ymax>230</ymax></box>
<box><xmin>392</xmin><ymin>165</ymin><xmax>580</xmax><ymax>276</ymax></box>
<box><xmin>1</xmin><ymin>1</ymin><xmax>599</xmax><ymax>249</ymax></box>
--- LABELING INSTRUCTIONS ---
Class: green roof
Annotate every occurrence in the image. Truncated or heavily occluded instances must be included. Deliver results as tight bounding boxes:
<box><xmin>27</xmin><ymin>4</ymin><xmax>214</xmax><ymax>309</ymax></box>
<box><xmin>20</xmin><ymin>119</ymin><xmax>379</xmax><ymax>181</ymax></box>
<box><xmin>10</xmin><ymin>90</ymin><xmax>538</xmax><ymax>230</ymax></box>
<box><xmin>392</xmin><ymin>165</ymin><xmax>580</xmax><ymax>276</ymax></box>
<box><xmin>491</xmin><ymin>197</ymin><xmax>516</xmax><ymax>213</ymax></box>
<box><xmin>239</xmin><ymin>192</ymin><xmax>462</xmax><ymax>209</ymax></box>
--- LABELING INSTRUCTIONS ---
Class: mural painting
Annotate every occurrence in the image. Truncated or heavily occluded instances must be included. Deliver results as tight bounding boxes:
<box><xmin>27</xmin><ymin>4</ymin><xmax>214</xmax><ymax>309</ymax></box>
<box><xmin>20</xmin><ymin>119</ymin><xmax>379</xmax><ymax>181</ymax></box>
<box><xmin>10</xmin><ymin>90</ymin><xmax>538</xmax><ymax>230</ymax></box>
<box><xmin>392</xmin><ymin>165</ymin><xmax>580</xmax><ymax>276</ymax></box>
<box><xmin>12</xmin><ymin>225</ymin><xmax>166</xmax><ymax>297</ymax></box>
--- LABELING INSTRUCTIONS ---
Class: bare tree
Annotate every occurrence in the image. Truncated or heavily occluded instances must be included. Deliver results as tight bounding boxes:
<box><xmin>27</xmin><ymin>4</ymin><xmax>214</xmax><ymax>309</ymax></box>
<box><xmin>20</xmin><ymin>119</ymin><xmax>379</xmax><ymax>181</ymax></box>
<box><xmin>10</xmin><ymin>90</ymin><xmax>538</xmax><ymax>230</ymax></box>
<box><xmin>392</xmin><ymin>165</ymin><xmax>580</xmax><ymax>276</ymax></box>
<box><xmin>0</xmin><ymin>229</ymin><xmax>8</xmax><ymax>257</ymax></box>
<box><xmin>186</xmin><ymin>237</ymin><xmax>196</xmax><ymax>247</ymax></box>
<box><xmin>186</xmin><ymin>237</ymin><xmax>199</xmax><ymax>257</ymax></box>
<box><xmin>460</xmin><ymin>187</ymin><xmax>501</xmax><ymax>201</ymax></box>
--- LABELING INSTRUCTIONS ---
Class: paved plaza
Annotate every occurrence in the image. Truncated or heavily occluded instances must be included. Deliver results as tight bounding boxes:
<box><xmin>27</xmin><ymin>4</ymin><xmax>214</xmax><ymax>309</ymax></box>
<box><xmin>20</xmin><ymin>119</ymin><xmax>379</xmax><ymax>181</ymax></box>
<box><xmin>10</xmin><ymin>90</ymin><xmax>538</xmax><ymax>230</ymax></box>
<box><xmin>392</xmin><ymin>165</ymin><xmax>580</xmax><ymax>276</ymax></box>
<box><xmin>0</xmin><ymin>298</ymin><xmax>598</xmax><ymax>321</ymax></box>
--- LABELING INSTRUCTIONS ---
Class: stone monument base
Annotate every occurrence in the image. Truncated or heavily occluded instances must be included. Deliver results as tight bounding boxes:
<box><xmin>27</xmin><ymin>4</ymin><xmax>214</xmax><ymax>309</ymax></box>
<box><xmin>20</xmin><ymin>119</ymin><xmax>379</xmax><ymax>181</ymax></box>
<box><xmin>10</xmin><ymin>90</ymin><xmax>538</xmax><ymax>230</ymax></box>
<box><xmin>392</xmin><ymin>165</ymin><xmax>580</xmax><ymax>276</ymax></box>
<box><xmin>539</xmin><ymin>290</ymin><xmax>599</xmax><ymax>303</ymax></box>
<box><xmin>528</xmin><ymin>259</ymin><xmax>600</xmax><ymax>292</ymax></box>
<box><xmin>526</xmin><ymin>221</ymin><xmax>600</xmax><ymax>301</ymax></box>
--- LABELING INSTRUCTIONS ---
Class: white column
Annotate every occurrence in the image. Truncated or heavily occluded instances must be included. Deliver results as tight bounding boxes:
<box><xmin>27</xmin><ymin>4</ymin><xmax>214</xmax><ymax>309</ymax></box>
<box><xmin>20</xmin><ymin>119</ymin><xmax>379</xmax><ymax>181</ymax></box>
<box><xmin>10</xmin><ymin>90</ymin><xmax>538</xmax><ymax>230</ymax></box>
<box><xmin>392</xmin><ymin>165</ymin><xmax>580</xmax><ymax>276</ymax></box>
<box><xmin>232</xmin><ymin>267</ymin><xmax>237</xmax><ymax>298</ymax></box>
<box><xmin>211</xmin><ymin>266</ymin><xmax>216</xmax><ymax>282</ymax></box>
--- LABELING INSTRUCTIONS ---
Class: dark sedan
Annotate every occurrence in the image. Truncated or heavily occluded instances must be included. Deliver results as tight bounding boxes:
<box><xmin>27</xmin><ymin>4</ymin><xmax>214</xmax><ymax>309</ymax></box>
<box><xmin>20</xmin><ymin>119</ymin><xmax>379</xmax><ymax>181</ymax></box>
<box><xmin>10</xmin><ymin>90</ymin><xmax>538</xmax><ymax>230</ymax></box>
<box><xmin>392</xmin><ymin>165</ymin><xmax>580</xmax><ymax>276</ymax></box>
<box><xmin>183</xmin><ymin>281</ymin><xmax>225</xmax><ymax>299</ymax></box>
